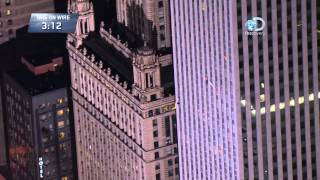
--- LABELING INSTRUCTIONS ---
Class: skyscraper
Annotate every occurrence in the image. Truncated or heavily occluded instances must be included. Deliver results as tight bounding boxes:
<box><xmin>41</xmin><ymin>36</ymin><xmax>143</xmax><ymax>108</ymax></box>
<box><xmin>67</xmin><ymin>0</ymin><xmax>178</xmax><ymax>180</ymax></box>
<box><xmin>0</xmin><ymin>0</ymin><xmax>55</xmax><ymax>44</ymax></box>
<box><xmin>170</xmin><ymin>1</ymin><xmax>240</xmax><ymax>179</ymax></box>
<box><xmin>236</xmin><ymin>1</ymin><xmax>320</xmax><ymax>179</ymax></box>
<box><xmin>2</xmin><ymin>53</ymin><xmax>75</xmax><ymax>180</ymax></box>
<box><xmin>116</xmin><ymin>0</ymin><xmax>171</xmax><ymax>49</ymax></box>
<box><xmin>171</xmin><ymin>0</ymin><xmax>320</xmax><ymax>180</ymax></box>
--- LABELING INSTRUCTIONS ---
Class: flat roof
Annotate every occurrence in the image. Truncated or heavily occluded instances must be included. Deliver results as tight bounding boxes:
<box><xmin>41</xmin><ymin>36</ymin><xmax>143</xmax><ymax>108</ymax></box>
<box><xmin>83</xmin><ymin>33</ymin><xmax>134</xmax><ymax>87</ymax></box>
<box><xmin>7</xmin><ymin>62</ymin><xmax>68</xmax><ymax>96</ymax></box>
<box><xmin>22</xmin><ymin>49</ymin><xmax>63</xmax><ymax>66</ymax></box>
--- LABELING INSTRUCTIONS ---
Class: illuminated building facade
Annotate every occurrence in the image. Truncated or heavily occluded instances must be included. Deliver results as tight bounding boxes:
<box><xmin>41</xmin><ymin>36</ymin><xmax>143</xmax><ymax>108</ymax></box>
<box><xmin>171</xmin><ymin>1</ymin><xmax>241</xmax><ymax>179</ymax></box>
<box><xmin>171</xmin><ymin>0</ymin><xmax>320</xmax><ymax>180</ymax></box>
<box><xmin>67</xmin><ymin>0</ymin><xmax>178</xmax><ymax>179</ymax></box>
<box><xmin>115</xmin><ymin>0</ymin><xmax>171</xmax><ymax>49</ymax></box>
<box><xmin>2</xmin><ymin>54</ymin><xmax>75</xmax><ymax>180</ymax></box>
<box><xmin>0</xmin><ymin>0</ymin><xmax>55</xmax><ymax>44</ymax></box>
<box><xmin>237</xmin><ymin>1</ymin><xmax>320</xmax><ymax>179</ymax></box>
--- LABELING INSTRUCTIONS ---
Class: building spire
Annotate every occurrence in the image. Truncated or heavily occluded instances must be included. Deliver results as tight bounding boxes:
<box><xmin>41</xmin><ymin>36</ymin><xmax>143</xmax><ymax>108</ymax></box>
<box><xmin>68</xmin><ymin>0</ymin><xmax>95</xmax><ymax>47</ymax></box>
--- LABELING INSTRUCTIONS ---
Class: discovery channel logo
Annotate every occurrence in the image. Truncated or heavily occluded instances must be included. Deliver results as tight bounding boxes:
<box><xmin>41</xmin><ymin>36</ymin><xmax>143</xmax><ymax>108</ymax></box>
<box><xmin>244</xmin><ymin>17</ymin><xmax>265</xmax><ymax>36</ymax></box>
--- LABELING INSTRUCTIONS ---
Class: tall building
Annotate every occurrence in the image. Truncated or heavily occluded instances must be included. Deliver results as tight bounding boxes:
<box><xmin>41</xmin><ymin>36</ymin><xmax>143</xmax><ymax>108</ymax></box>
<box><xmin>2</xmin><ymin>53</ymin><xmax>75</xmax><ymax>180</ymax></box>
<box><xmin>67</xmin><ymin>0</ymin><xmax>178</xmax><ymax>179</ymax></box>
<box><xmin>0</xmin><ymin>0</ymin><xmax>55</xmax><ymax>44</ymax></box>
<box><xmin>116</xmin><ymin>0</ymin><xmax>171</xmax><ymax>49</ymax></box>
<box><xmin>170</xmin><ymin>1</ymin><xmax>240</xmax><ymax>180</ymax></box>
<box><xmin>171</xmin><ymin>0</ymin><xmax>320</xmax><ymax>180</ymax></box>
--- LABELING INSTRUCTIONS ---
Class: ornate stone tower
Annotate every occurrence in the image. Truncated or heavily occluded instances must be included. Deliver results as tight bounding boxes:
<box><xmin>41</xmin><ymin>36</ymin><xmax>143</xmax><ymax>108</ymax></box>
<box><xmin>133</xmin><ymin>44</ymin><xmax>163</xmax><ymax>102</ymax></box>
<box><xmin>68</xmin><ymin>0</ymin><xmax>95</xmax><ymax>47</ymax></box>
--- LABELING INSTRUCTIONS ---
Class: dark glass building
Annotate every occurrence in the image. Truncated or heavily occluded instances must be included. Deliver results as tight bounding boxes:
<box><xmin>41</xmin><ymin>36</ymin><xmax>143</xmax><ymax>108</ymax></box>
<box><xmin>2</xmin><ymin>52</ymin><xmax>75</xmax><ymax>180</ymax></box>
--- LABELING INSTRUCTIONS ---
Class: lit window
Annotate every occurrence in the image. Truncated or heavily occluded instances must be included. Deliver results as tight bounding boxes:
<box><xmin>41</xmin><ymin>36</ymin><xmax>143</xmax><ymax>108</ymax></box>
<box><xmin>57</xmin><ymin>109</ymin><xmax>64</xmax><ymax>116</ymax></box>
<box><xmin>289</xmin><ymin>99</ymin><xmax>295</xmax><ymax>106</ymax></box>
<box><xmin>59</xmin><ymin>132</ymin><xmax>65</xmax><ymax>140</ymax></box>
<box><xmin>309</xmin><ymin>93</ymin><xmax>314</xmax><ymax>101</ymax></box>
<box><xmin>5</xmin><ymin>10</ymin><xmax>12</xmax><ymax>16</ymax></box>
<box><xmin>61</xmin><ymin>176</ymin><xmax>68</xmax><ymax>180</ymax></box>
<box><xmin>57</xmin><ymin>98</ymin><xmax>63</xmax><ymax>104</ymax></box>
<box><xmin>279</xmin><ymin>102</ymin><xmax>285</xmax><ymax>109</ymax></box>
<box><xmin>59</xmin><ymin>143</ymin><xmax>67</xmax><ymax>151</ymax></box>
<box><xmin>58</xmin><ymin>121</ymin><xmax>65</xmax><ymax>128</ymax></box>
<box><xmin>39</xmin><ymin>114</ymin><xmax>47</xmax><ymax>120</ymax></box>
<box><xmin>298</xmin><ymin>97</ymin><xmax>304</xmax><ymax>104</ymax></box>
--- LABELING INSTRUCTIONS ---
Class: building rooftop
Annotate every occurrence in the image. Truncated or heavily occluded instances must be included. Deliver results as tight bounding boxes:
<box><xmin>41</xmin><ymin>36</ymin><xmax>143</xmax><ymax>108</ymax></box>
<box><xmin>7</xmin><ymin>56</ymin><xmax>68</xmax><ymax>96</ymax></box>
<box><xmin>104</xmin><ymin>22</ymin><xmax>144</xmax><ymax>51</ymax></box>
<box><xmin>83</xmin><ymin>32</ymin><xmax>134</xmax><ymax>86</ymax></box>
<box><xmin>0</xmin><ymin>26</ymin><xmax>67</xmax><ymax>71</ymax></box>
<box><xmin>22</xmin><ymin>49</ymin><xmax>64</xmax><ymax>66</ymax></box>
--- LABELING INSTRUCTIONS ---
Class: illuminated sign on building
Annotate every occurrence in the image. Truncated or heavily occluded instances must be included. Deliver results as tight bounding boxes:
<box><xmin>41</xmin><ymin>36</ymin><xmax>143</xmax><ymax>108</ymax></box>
<box><xmin>38</xmin><ymin>157</ymin><xmax>44</xmax><ymax>178</ymax></box>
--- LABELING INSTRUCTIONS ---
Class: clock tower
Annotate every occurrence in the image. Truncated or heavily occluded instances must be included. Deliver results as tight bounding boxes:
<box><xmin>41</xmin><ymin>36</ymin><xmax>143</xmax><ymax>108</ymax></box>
<box><xmin>68</xmin><ymin>0</ymin><xmax>95</xmax><ymax>47</ymax></box>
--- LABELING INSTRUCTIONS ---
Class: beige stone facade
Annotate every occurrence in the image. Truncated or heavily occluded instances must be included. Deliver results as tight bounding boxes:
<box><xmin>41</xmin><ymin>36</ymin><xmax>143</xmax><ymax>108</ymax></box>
<box><xmin>67</xmin><ymin>1</ymin><xmax>178</xmax><ymax>179</ymax></box>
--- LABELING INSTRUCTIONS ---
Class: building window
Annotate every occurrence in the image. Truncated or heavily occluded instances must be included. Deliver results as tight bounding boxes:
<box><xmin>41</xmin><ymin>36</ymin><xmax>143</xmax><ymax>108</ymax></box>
<box><xmin>61</xmin><ymin>177</ymin><xmax>68</xmax><ymax>180</ymax></box>
<box><xmin>168</xmin><ymin>159</ymin><xmax>173</xmax><ymax>166</ymax></box>
<box><xmin>59</xmin><ymin>132</ymin><xmax>65</xmax><ymax>140</ymax></box>
<box><xmin>152</xmin><ymin>119</ymin><xmax>157</xmax><ymax>127</ymax></box>
<box><xmin>160</xmin><ymin>34</ymin><xmax>165</xmax><ymax>41</ymax></box>
<box><xmin>5</xmin><ymin>0</ymin><xmax>11</xmax><ymax>5</ymax></box>
<box><xmin>175</xmin><ymin>157</ymin><xmax>179</xmax><ymax>164</ymax></box>
<box><xmin>7</xmin><ymin>19</ymin><xmax>12</xmax><ymax>25</ymax></box>
<box><xmin>57</xmin><ymin>109</ymin><xmax>64</xmax><ymax>116</ymax></box>
<box><xmin>5</xmin><ymin>10</ymin><xmax>12</xmax><ymax>16</ymax></box>
<box><xmin>154</xmin><ymin>152</ymin><xmax>159</xmax><ymax>159</ymax></box>
<box><xmin>168</xmin><ymin>169</ymin><xmax>173</xmax><ymax>176</ymax></box>
<box><xmin>8</xmin><ymin>29</ymin><xmax>12</xmax><ymax>35</ymax></box>
<box><xmin>153</xmin><ymin>131</ymin><xmax>158</xmax><ymax>137</ymax></box>
<box><xmin>58</xmin><ymin>121</ymin><xmax>65</xmax><ymax>128</ymax></box>
<box><xmin>158</xmin><ymin>1</ymin><xmax>163</xmax><ymax>8</ymax></box>
<box><xmin>154</xmin><ymin>141</ymin><xmax>159</xmax><ymax>148</ymax></box>
<box><xmin>156</xmin><ymin>174</ymin><xmax>161</xmax><ymax>180</ymax></box>
<box><xmin>151</xmin><ymin>94</ymin><xmax>157</xmax><ymax>101</ymax></box>
<box><xmin>57</xmin><ymin>98</ymin><xmax>64</xmax><ymax>104</ymax></box>
<box><xmin>155</xmin><ymin>163</ymin><xmax>160</xmax><ymax>170</ymax></box>
<box><xmin>148</xmin><ymin>110</ymin><xmax>153</xmax><ymax>117</ymax></box>
<box><xmin>39</xmin><ymin>114</ymin><xmax>47</xmax><ymax>121</ymax></box>
<box><xmin>155</xmin><ymin>108</ymin><xmax>161</xmax><ymax>115</ymax></box>
<box><xmin>175</xmin><ymin>168</ymin><xmax>179</xmax><ymax>175</ymax></box>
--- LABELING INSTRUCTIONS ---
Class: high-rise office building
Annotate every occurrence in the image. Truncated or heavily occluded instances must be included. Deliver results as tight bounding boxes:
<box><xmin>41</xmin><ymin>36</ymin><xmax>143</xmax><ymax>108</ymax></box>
<box><xmin>236</xmin><ymin>1</ymin><xmax>320</xmax><ymax>179</ymax></box>
<box><xmin>171</xmin><ymin>0</ymin><xmax>320</xmax><ymax>180</ymax></box>
<box><xmin>0</xmin><ymin>0</ymin><xmax>55</xmax><ymax>44</ymax></box>
<box><xmin>2</xmin><ymin>53</ymin><xmax>75</xmax><ymax>180</ymax></box>
<box><xmin>67</xmin><ymin>0</ymin><xmax>178</xmax><ymax>179</ymax></box>
<box><xmin>116</xmin><ymin>0</ymin><xmax>171</xmax><ymax>49</ymax></box>
<box><xmin>170</xmin><ymin>1</ymin><xmax>240</xmax><ymax>179</ymax></box>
